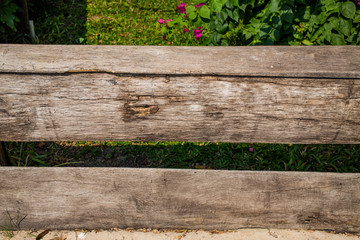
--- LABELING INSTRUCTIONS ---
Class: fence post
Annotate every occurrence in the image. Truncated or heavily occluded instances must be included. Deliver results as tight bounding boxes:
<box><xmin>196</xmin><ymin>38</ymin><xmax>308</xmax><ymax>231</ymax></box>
<box><xmin>0</xmin><ymin>142</ymin><xmax>10</xmax><ymax>166</ymax></box>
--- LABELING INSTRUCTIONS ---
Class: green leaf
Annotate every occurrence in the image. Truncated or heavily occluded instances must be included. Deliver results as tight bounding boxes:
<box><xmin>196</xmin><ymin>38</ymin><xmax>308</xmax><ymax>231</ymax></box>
<box><xmin>303</xmin><ymin>6</ymin><xmax>311</xmax><ymax>20</ymax></box>
<box><xmin>229</xmin><ymin>0</ymin><xmax>240</xmax><ymax>7</ymax></box>
<box><xmin>340</xmin><ymin>1</ymin><xmax>356</xmax><ymax>19</ymax></box>
<box><xmin>269</xmin><ymin>0</ymin><xmax>281</xmax><ymax>13</ymax></box>
<box><xmin>270</xmin><ymin>28</ymin><xmax>281</xmax><ymax>41</ymax></box>
<box><xmin>339</xmin><ymin>18</ymin><xmax>352</xmax><ymax>37</ymax></box>
<box><xmin>226</xmin><ymin>8</ymin><xmax>234</xmax><ymax>20</ymax></box>
<box><xmin>232</xmin><ymin>8</ymin><xmax>240</xmax><ymax>22</ymax></box>
<box><xmin>347</xmin><ymin>32</ymin><xmax>358</xmax><ymax>43</ymax></box>
<box><xmin>221</xmin><ymin>39</ymin><xmax>229</xmax><ymax>46</ymax></box>
<box><xmin>188</xmin><ymin>11</ymin><xmax>197</xmax><ymax>21</ymax></box>
<box><xmin>328</xmin><ymin>17</ymin><xmax>340</xmax><ymax>32</ymax></box>
<box><xmin>280</xmin><ymin>5</ymin><xmax>294</xmax><ymax>23</ymax></box>
<box><xmin>259</xmin><ymin>24</ymin><xmax>271</xmax><ymax>38</ymax></box>
<box><xmin>217</xmin><ymin>10</ymin><xmax>228</xmax><ymax>23</ymax></box>
<box><xmin>214</xmin><ymin>19</ymin><xmax>222</xmax><ymax>29</ymax></box>
<box><xmin>302</xmin><ymin>39</ymin><xmax>313</xmax><ymax>45</ymax></box>
<box><xmin>323</xmin><ymin>23</ymin><xmax>332</xmax><ymax>42</ymax></box>
<box><xmin>199</xmin><ymin>5</ymin><xmax>211</xmax><ymax>19</ymax></box>
<box><xmin>239</xmin><ymin>3</ymin><xmax>248</xmax><ymax>12</ymax></box>
<box><xmin>216</xmin><ymin>23</ymin><xmax>229</xmax><ymax>34</ymax></box>
<box><xmin>210</xmin><ymin>0</ymin><xmax>223</xmax><ymax>13</ymax></box>
<box><xmin>208</xmin><ymin>21</ymin><xmax>216</xmax><ymax>30</ymax></box>
<box><xmin>272</xmin><ymin>15</ymin><xmax>282</xmax><ymax>30</ymax></box>
<box><xmin>310</xmin><ymin>26</ymin><xmax>324</xmax><ymax>41</ymax></box>
<box><xmin>210</xmin><ymin>32</ymin><xmax>222</xmax><ymax>44</ymax></box>
<box><xmin>325</xmin><ymin>1</ymin><xmax>341</xmax><ymax>12</ymax></box>
<box><xmin>225</xmin><ymin>0</ymin><xmax>234</xmax><ymax>9</ymax></box>
<box><xmin>354</xmin><ymin>11</ymin><xmax>360</xmax><ymax>23</ymax></box>
<box><xmin>331</xmin><ymin>33</ymin><xmax>346</xmax><ymax>45</ymax></box>
<box><xmin>186</xmin><ymin>6</ymin><xmax>196</xmax><ymax>13</ymax></box>
<box><xmin>283</xmin><ymin>22</ymin><xmax>291</xmax><ymax>31</ymax></box>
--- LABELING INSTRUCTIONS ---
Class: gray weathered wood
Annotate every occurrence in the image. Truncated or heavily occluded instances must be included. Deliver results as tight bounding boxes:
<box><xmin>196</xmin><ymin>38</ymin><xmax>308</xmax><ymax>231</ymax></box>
<box><xmin>0</xmin><ymin>73</ymin><xmax>359</xmax><ymax>143</ymax></box>
<box><xmin>0</xmin><ymin>167</ymin><xmax>359</xmax><ymax>232</ymax></box>
<box><xmin>1</xmin><ymin>45</ymin><xmax>359</xmax><ymax>143</ymax></box>
<box><xmin>1</xmin><ymin>44</ymin><xmax>360</xmax><ymax>78</ymax></box>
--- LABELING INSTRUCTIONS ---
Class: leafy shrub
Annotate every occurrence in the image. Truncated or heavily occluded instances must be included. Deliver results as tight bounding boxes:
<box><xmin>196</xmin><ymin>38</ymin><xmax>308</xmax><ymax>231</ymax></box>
<box><xmin>0</xmin><ymin>0</ymin><xmax>19</xmax><ymax>33</ymax></box>
<box><xmin>159</xmin><ymin>0</ymin><xmax>360</xmax><ymax>45</ymax></box>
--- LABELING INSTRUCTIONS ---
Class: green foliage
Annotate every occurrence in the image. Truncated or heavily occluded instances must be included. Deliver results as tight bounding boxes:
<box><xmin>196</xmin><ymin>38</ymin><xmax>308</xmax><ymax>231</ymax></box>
<box><xmin>0</xmin><ymin>0</ymin><xmax>19</xmax><ymax>33</ymax></box>
<box><xmin>160</xmin><ymin>0</ymin><xmax>360</xmax><ymax>45</ymax></box>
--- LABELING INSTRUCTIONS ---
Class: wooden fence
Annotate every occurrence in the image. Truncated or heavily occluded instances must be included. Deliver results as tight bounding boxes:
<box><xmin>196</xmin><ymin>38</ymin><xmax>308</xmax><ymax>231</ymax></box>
<box><xmin>0</xmin><ymin>44</ymin><xmax>359</xmax><ymax>232</ymax></box>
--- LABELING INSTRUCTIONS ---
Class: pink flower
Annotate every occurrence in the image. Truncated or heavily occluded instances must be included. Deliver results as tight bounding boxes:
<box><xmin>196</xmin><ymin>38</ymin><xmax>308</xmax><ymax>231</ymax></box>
<box><xmin>195</xmin><ymin>3</ymin><xmax>206</xmax><ymax>9</ymax></box>
<box><xmin>358</xmin><ymin>0</ymin><xmax>360</xmax><ymax>5</ymax></box>
<box><xmin>162</xmin><ymin>35</ymin><xmax>166</xmax><ymax>40</ymax></box>
<box><xmin>177</xmin><ymin>3</ymin><xmax>186</xmax><ymax>14</ymax></box>
<box><xmin>166</xmin><ymin>19</ymin><xmax>172</xmax><ymax>23</ymax></box>
<box><xmin>183</xmin><ymin>26</ymin><xmax>189</xmax><ymax>33</ymax></box>
<box><xmin>249</xmin><ymin>147</ymin><xmax>254</xmax><ymax>152</ymax></box>
<box><xmin>158</xmin><ymin>19</ymin><xmax>164</xmax><ymax>24</ymax></box>
<box><xmin>193</xmin><ymin>27</ymin><xmax>203</xmax><ymax>40</ymax></box>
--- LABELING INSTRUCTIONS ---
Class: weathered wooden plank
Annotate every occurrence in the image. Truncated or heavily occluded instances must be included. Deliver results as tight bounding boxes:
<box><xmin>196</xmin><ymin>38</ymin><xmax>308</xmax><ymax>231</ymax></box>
<box><xmin>0</xmin><ymin>73</ymin><xmax>359</xmax><ymax>143</ymax></box>
<box><xmin>0</xmin><ymin>167</ymin><xmax>359</xmax><ymax>232</ymax></box>
<box><xmin>1</xmin><ymin>45</ymin><xmax>360</xmax><ymax>78</ymax></box>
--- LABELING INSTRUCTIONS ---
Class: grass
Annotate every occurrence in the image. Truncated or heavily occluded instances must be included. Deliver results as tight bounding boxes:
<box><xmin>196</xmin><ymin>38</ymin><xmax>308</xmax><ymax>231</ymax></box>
<box><xmin>5</xmin><ymin>142</ymin><xmax>360</xmax><ymax>172</ymax></box>
<box><xmin>0</xmin><ymin>210</ymin><xmax>26</xmax><ymax>239</ymax></box>
<box><xmin>2</xmin><ymin>0</ymin><xmax>359</xmax><ymax>173</ymax></box>
<box><xmin>30</xmin><ymin>0</ymin><xmax>195</xmax><ymax>45</ymax></box>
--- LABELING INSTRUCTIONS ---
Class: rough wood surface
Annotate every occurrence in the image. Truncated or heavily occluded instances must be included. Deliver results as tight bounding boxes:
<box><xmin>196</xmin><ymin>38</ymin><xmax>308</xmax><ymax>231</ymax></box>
<box><xmin>1</xmin><ymin>45</ymin><xmax>360</xmax><ymax>78</ymax></box>
<box><xmin>0</xmin><ymin>167</ymin><xmax>359</xmax><ymax>232</ymax></box>
<box><xmin>0</xmin><ymin>45</ymin><xmax>359</xmax><ymax>143</ymax></box>
<box><xmin>0</xmin><ymin>73</ymin><xmax>359</xmax><ymax>143</ymax></box>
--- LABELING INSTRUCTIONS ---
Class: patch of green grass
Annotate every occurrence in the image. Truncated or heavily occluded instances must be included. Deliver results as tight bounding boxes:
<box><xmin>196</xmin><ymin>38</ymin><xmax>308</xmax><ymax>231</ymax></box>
<box><xmin>5</xmin><ymin>142</ymin><xmax>360</xmax><ymax>172</ymax></box>
<box><xmin>30</xmin><ymin>0</ymin><xmax>195</xmax><ymax>45</ymax></box>
<box><xmin>0</xmin><ymin>210</ymin><xmax>26</xmax><ymax>239</ymax></box>
<box><xmin>85</xmin><ymin>0</ymin><xmax>196</xmax><ymax>45</ymax></box>
<box><xmin>29</xmin><ymin>0</ymin><xmax>87</xmax><ymax>44</ymax></box>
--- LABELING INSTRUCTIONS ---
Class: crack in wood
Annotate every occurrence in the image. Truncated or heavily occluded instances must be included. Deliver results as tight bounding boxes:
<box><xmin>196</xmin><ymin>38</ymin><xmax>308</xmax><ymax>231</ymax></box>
<box><xmin>2</xmin><ymin>71</ymin><xmax>360</xmax><ymax>81</ymax></box>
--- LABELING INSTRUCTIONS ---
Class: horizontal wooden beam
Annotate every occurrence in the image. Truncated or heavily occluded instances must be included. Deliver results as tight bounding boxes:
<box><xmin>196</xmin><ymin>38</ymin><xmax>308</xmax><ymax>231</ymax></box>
<box><xmin>0</xmin><ymin>167</ymin><xmax>359</xmax><ymax>232</ymax></box>
<box><xmin>0</xmin><ymin>45</ymin><xmax>359</xmax><ymax>143</ymax></box>
<box><xmin>1</xmin><ymin>45</ymin><xmax>360</xmax><ymax>78</ymax></box>
<box><xmin>0</xmin><ymin>73</ymin><xmax>359</xmax><ymax>143</ymax></box>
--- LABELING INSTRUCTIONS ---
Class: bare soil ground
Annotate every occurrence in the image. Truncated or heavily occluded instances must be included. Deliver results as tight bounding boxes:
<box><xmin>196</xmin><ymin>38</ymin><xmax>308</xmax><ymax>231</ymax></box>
<box><xmin>2</xmin><ymin>229</ymin><xmax>359</xmax><ymax>240</ymax></box>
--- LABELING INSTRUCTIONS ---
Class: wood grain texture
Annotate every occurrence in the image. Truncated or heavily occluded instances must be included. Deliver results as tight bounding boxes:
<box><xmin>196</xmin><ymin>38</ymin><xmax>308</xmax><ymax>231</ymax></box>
<box><xmin>0</xmin><ymin>73</ymin><xmax>359</xmax><ymax>143</ymax></box>
<box><xmin>1</xmin><ymin>44</ymin><xmax>360</xmax><ymax>78</ymax></box>
<box><xmin>1</xmin><ymin>45</ymin><xmax>359</xmax><ymax>143</ymax></box>
<box><xmin>0</xmin><ymin>167</ymin><xmax>359</xmax><ymax>232</ymax></box>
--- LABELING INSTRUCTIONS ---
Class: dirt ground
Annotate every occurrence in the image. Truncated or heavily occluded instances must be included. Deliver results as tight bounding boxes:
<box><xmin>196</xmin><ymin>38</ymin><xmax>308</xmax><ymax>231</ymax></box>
<box><xmin>2</xmin><ymin>229</ymin><xmax>359</xmax><ymax>240</ymax></box>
